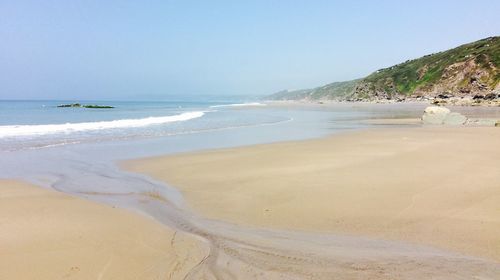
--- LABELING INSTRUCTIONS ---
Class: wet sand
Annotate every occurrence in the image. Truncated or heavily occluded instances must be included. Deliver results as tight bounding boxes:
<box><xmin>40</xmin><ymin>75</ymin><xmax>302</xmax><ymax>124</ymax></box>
<box><xmin>0</xmin><ymin>180</ymin><xmax>207</xmax><ymax>280</ymax></box>
<box><xmin>3</xmin><ymin>125</ymin><xmax>499</xmax><ymax>280</ymax></box>
<box><xmin>126</xmin><ymin>126</ymin><xmax>500</xmax><ymax>264</ymax></box>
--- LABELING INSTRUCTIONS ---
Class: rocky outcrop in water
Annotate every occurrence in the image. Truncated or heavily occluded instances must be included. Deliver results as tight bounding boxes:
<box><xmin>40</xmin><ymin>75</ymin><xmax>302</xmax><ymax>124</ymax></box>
<box><xmin>57</xmin><ymin>103</ymin><xmax>115</xmax><ymax>109</ymax></box>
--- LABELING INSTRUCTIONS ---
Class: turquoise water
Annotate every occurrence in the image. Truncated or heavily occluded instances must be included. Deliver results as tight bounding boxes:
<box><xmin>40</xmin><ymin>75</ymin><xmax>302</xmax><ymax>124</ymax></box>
<box><xmin>0</xmin><ymin>100</ymin><xmax>206</xmax><ymax>125</ymax></box>
<box><xmin>0</xmin><ymin>99</ymin><xmax>429</xmax><ymax>152</ymax></box>
<box><xmin>0</xmin><ymin>100</ymin><xmax>291</xmax><ymax>151</ymax></box>
<box><xmin>0</xmin><ymin>99</ymin><xmax>428</xmax><ymax>207</ymax></box>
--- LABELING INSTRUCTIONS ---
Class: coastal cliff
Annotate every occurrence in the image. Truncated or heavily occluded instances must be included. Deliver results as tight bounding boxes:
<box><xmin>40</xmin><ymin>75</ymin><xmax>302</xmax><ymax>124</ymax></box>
<box><xmin>268</xmin><ymin>36</ymin><xmax>500</xmax><ymax>105</ymax></box>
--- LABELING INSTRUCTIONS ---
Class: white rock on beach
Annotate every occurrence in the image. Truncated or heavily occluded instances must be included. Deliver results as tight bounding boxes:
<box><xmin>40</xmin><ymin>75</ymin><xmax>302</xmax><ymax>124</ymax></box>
<box><xmin>422</xmin><ymin>106</ymin><xmax>451</xmax><ymax>125</ymax></box>
<box><xmin>443</xmin><ymin>112</ymin><xmax>468</xmax><ymax>125</ymax></box>
<box><xmin>422</xmin><ymin>106</ymin><xmax>468</xmax><ymax>125</ymax></box>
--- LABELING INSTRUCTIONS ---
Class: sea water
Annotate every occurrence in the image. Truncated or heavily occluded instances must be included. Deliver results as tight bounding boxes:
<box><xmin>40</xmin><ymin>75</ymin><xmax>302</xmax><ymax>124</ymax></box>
<box><xmin>0</xmin><ymin>100</ymin><xmax>288</xmax><ymax>151</ymax></box>
<box><xmin>0</xmin><ymin>99</ymin><xmax>426</xmax><ymax>206</ymax></box>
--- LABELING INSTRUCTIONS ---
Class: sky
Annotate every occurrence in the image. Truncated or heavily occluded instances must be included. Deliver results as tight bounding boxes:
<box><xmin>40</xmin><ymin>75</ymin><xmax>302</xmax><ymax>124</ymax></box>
<box><xmin>0</xmin><ymin>0</ymin><xmax>499</xmax><ymax>100</ymax></box>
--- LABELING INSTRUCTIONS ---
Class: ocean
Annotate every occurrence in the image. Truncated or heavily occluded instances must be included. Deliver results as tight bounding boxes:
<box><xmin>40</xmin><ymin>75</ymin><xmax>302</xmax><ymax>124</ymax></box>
<box><xmin>0</xmin><ymin>99</ymin><xmax>426</xmax><ymax>210</ymax></box>
<box><xmin>0</xmin><ymin>99</ymin><xmax>429</xmax><ymax>152</ymax></box>
<box><xmin>0</xmin><ymin>100</ymin><xmax>287</xmax><ymax>151</ymax></box>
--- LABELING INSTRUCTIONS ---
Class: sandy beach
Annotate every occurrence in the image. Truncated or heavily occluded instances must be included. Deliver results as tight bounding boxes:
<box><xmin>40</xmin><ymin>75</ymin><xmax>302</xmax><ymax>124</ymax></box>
<box><xmin>2</xmin><ymin>1</ymin><xmax>499</xmax><ymax>278</ymax></box>
<box><xmin>0</xmin><ymin>180</ymin><xmax>207</xmax><ymax>280</ymax></box>
<box><xmin>126</xmin><ymin>126</ymin><xmax>500</xmax><ymax>263</ymax></box>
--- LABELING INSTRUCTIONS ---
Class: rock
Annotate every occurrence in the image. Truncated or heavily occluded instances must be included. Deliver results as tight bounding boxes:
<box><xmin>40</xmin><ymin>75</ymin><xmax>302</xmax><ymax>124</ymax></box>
<box><xmin>437</xmin><ymin>93</ymin><xmax>450</xmax><ymax>99</ymax></box>
<box><xmin>83</xmin><ymin>105</ymin><xmax>115</xmax><ymax>109</ymax></box>
<box><xmin>57</xmin><ymin>103</ymin><xmax>81</xmax><ymax>108</ymax></box>
<box><xmin>422</xmin><ymin>106</ymin><xmax>451</xmax><ymax>125</ymax></box>
<box><xmin>455</xmin><ymin>97</ymin><xmax>473</xmax><ymax>106</ymax></box>
<box><xmin>57</xmin><ymin>103</ymin><xmax>114</xmax><ymax>109</ymax></box>
<box><xmin>443</xmin><ymin>112</ymin><xmax>467</xmax><ymax>125</ymax></box>
<box><xmin>431</xmin><ymin>98</ymin><xmax>449</xmax><ymax>106</ymax></box>
<box><xmin>484</xmin><ymin>93</ymin><xmax>497</xmax><ymax>100</ymax></box>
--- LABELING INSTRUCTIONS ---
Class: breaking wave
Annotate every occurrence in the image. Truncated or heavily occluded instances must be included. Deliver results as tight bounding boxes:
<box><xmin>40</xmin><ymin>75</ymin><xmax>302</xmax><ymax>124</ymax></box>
<box><xmin>0</xmin><ymin>111</ymin><xmax>205</xmax><ymax>138</ymax></box>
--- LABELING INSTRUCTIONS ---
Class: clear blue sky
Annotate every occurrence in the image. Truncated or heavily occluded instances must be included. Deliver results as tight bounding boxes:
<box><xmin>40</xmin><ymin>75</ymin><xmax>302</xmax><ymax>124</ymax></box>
<box><xmin>1</xmin><ymin>0</ymin><xmax>499</xmax><ymax>100</ymax></box>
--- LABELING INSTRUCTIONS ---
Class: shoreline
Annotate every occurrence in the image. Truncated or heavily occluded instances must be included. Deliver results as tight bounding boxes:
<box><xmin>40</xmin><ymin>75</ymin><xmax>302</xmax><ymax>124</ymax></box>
<box><xmin>264</xmin><ymin>95</ymin><xmax>500</xmax><ymax>107</ymax></box>
<box><xmin>264</xmin><ymin>100</ymin><xmax>500</xmax><ymax>118</ymax></box>
<box><xmin>124</xmin><ymin>125</ymin><xmax>500</xmax><ymax>263</ymax></box>
<box><xmin>3</xmin><ymin>104</ymin><xmax>500</xmax><ymax>278</ymax></box>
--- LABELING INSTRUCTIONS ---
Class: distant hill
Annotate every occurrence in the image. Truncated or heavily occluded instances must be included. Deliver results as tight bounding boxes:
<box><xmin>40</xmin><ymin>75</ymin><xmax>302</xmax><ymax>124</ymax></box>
<box><xmin>268</xmin><ymin>36</ymin><xmax>500</xmax><ymax>101</ymax></box>
<box><xmin>268</xmin><ymin>80</ymin><xmax>360</xmax><ymax>101</ymax></box>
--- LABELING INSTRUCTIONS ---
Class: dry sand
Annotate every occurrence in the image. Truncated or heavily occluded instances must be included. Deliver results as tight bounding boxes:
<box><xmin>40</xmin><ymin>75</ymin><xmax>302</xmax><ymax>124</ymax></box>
<box><xmin>126</xmin><ymin>126</ymin><xmax>500</xmax><ymax>263</ymax></box>
<box><xmin>0</xmin><ymin>180</ymin><xmax>207</xmax><ymax>280</ymax></box>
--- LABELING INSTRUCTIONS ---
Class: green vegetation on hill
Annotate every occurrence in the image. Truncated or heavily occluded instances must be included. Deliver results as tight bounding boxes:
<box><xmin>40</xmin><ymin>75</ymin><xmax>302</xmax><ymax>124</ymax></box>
<box><xmin>309</xmin><ymin>80</ymin><xmax>360</xmax><ymax>100</ymax></box>
<box><xmin>268</xmin><ymin>79</ymin><xmax>360</xmax><ymax>101</ymax></box>
<box><xmin>361</xmin><ymin>36</ymin><xmax>499</xmax><ymax>97</ymax></box>
<box><xmin>268</xmin><ymin>89</ymin><xmax>313</xmax><ymax>100</ymax></box>
<box><xmin>268</xmin><ymin>36</ymin><xmax>500</xmax><ymax>101</ymax></box>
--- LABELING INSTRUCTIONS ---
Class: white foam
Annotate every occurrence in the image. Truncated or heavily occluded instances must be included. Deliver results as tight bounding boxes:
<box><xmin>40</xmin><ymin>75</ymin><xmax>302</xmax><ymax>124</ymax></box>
<box><xmin>210</xmin><ymin>102</ymin><xmax>266</xmax><ymax>108</ymax></box>
<box><xmin>0</xmin><ymin>111</ymin><xmax>205</xmax><ymax>138</ymax></box>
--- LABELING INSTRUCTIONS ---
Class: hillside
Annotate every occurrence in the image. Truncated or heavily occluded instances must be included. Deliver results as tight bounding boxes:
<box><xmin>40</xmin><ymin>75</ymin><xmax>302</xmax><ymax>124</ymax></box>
<box><xmin>268</xmin><ymin>36</ymin><xmax>500</xmax><ymax>102</ymax></box>
<box><xmin>268</xmin><ymin>80</ymin><xmax>360</xmax><ymax>101</ymax></box>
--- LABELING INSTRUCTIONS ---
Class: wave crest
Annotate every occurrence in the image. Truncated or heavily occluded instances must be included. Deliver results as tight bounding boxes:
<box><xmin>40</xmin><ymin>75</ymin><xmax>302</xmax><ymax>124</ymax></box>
<box><xmin>0</xmin><ymin>111</ymin><xmax>205</xmax><ymax>138</ymax></box>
